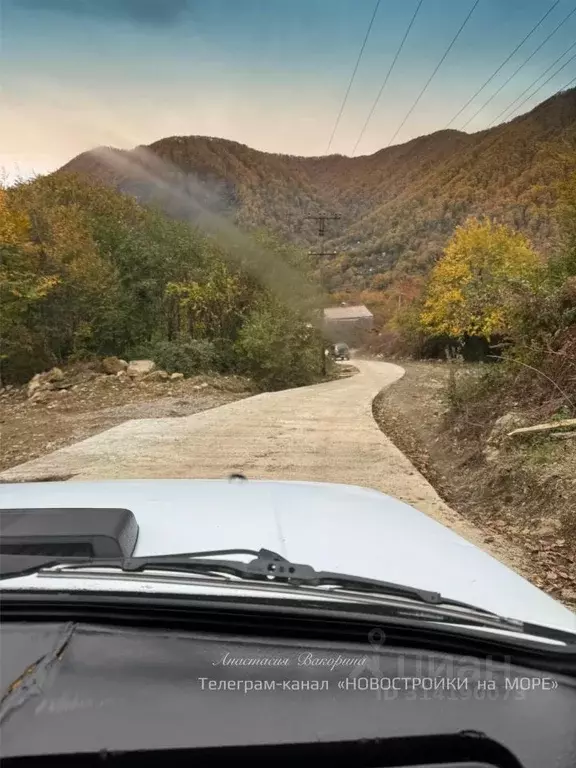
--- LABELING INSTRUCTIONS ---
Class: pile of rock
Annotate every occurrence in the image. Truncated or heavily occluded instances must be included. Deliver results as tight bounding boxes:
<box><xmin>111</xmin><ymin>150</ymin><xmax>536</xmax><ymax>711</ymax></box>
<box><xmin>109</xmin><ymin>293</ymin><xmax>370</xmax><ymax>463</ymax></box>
<box><xmin>25</xmin><ymin>358</ymin><xmax>186</xmax><ymax>403</ymax></box>
<box><xmin>120</xmin><ymin>359</ymin><xmax>183</xmax><ymax>382</ymax></box>
<box><xmin>27</xmin><ymin>367</ymin><xmax>70</xmax><ymax>403</ymax></box>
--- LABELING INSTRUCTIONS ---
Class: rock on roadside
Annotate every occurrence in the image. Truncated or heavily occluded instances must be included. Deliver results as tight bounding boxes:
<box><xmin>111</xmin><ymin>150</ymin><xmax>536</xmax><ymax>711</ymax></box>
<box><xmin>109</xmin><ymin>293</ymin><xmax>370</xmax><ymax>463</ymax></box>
<box><xmin>144</xmin><ymin>370</ymin><xmax>169</xmax><ymax>382</ymax></box>
<box><xmin>23</xmin><ymin>359</ymin><xmax>179</xmax><ymax>401</ymax></box>
<box><xmin>27</xmin><ymin>367</ymin><xmax>64</xmax><ymax>398</ymax></box>
<box><xmin>47</xmin><ymin>367</ymin><xmax>65</xmax><ymax>382</ymax></box>
<box><xmin>483</xmin><ymin>411</ymin><xmax>528</xmax><ymax>461</ymax></box>
<box><xmin>27</xmin><ymin>377</ymin><xmax>43</xmax><ymax>399</ymax></box>
<box><xmin>126</xmin><ymin>360</ymin><xmax>156</xmax><ymax>378</ymax></box>
<box><xmin>488</xmin><ymin>411</ymin><xmax>528</xmax><ymax>445</ymax></box>
<box><xmin>101</xmin><ymin>357</ymin><xmax>128</xmax><ymax>375</ymax></box>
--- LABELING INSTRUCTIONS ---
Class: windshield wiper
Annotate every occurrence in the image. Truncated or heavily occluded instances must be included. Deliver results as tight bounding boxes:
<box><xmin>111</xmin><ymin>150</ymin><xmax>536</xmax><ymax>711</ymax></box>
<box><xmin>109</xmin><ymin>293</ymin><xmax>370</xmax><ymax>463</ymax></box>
<box><xmin>4</xmin><ymin>549</ymin><xmax>576</xmax><ymax>645</ymax></box>
<box><xmin>0</xmin><ymin>547</ymin><xmax>514</xmax><ymax>620</ymax></box>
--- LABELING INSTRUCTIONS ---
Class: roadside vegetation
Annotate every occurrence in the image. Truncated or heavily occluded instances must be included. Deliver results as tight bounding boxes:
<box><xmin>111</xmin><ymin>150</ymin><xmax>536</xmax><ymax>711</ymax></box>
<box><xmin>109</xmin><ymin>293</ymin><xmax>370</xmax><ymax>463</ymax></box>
<box><xmin>373</xmin><ymin>362</ymin><xmax>576</xmax><ymax>608</ymax></box>
<box><xmin>0</xmin><ymin>173</ymin><xmax>325</xmax><ymax>391</ymax></box>
<box><xmin>368</xmin><ymin>173</ymin><xmax>576</xmax><ymax>607</ymax></box>
<box><xmin>347</xmin><ymin>172</ymin><xmax>575</xmax><ymax>416</ymax></box>
<box><xmin>422</xmin><ymin>175</ymin><xmax>575</xmax><ymax>426</ymax></box>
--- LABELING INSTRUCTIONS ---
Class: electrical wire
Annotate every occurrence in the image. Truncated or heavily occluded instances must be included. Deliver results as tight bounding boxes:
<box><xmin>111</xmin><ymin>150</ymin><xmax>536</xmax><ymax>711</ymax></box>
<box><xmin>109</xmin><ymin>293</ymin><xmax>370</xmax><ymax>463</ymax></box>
<box><xmin>445</xmin><ymin>1</ymin><xmax>559</xmax><ymax>128</ymax></box>
<box><xmin>502</xmin><ymin>51</ymin><xmax>576</xmax><ymax>121</ymax></box>
<box><xmin>351</xmin><ymin>0</ymin><xmax>424</xmax><ymax>156</ymax></box>
<box><xmin>488</xmin><ymin>39</ymin><xmax>576</xmax><ymax>126</ymax></box>
<box><xmin>460</xmin><ymin>2</ymin><xmax>576</xmax><ymax>129</ymax></box>
<box><xmin>325</xmin><ymin>0</ymin><xmax>381</xmax><ymax>155</ymax></box>
<box><xmin>385</xmin><ymin>0</ymin><xmax>481</xmax><ymax>148</ymax></box>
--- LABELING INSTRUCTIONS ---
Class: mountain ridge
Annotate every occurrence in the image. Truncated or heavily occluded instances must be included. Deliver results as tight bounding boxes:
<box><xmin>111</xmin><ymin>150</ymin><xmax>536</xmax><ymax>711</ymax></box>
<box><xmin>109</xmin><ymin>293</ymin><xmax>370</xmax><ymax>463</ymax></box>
<box><xmin>59</xmin><ymin>87</ymin><xmax>576</xmax><ymax>290</ymax></box>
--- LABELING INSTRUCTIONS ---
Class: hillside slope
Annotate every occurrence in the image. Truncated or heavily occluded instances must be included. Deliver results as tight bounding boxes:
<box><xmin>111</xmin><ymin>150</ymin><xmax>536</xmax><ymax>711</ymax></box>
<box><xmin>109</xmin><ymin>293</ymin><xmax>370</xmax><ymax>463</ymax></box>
<box><xmin>60</xmin><ymin>87</ymin><xmax>576</xmax><ymax>289</ymax></box>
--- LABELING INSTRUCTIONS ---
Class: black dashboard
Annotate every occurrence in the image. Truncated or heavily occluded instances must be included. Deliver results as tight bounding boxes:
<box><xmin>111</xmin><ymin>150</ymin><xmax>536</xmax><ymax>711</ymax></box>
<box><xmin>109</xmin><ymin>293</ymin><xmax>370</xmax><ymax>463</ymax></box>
<box><xmin>1</xmin><ymin>614</ymin><xmax>576</xmax><ymax>768</ymax></box>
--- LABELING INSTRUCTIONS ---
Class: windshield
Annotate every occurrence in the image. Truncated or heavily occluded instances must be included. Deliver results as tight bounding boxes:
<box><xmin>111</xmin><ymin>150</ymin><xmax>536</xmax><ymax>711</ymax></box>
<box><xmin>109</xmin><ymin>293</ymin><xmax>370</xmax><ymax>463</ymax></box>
<box><xmin>1</xmin><ymin>0</ymin><xmax>575</xmax><ymax>639</ymax></box>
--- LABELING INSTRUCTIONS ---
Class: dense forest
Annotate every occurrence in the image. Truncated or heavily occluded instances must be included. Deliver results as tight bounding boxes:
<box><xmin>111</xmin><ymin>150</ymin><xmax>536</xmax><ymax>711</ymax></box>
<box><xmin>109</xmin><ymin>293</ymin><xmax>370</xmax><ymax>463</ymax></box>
<box><xmin>61</xmin><ymin>87</ymin><xmax>576</xmax><ymax>294</ymax></box>
<box><xmin>0</xmin><ymin>173</ymin><xmax>325</xmax><ymax>388</ymax></box>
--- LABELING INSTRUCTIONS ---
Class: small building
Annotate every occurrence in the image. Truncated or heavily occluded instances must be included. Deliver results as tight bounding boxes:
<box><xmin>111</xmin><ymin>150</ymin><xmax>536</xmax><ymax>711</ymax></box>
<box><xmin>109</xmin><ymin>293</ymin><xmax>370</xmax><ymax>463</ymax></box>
<box><xmin>322</xmin><ymin>304</ymin><xmax>374</xmax><ymax>344</ymax></box>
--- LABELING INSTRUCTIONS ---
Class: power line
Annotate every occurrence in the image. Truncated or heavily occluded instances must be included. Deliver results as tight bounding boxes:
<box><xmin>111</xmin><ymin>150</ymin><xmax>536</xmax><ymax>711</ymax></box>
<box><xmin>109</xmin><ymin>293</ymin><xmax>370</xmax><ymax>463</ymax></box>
<box><xmin>444</xmin><ymin>65</ymin><xmax>576</xmax><ymax>174</ymax></box>
<box><xmin>351</xmin><ymin>0</ymin><xmax>424</xmax><ymax>156</ymax></box>
<box><xmin>445</xmin><ymin>1</ymin><xmax>559</xmax><ymax>128</ymax></box>
<box><xmin>489</xmin><ymin>39</ymin><xmax>576</xmax><ymax>126</ymax></box>
<box><xmin>503</xmin><ymin>50</ymin><xmax>576</xmax><ymax>121</ymax></box>
<box><xmin>325</xmin><ymin>0</ymin><xmax>381</xmax><ymax>155</ymax></box>
<box><xmin>460</xmin><ymin>2</ymin><xmax>576</xmax><ymax>129</ymax></box>
<box><xmin>385</xmin><ymin>0</ymin><xmax>481</xmax><ymax>149</ymax></box>
<box><xmin>447</xmin><ymin>66</ymin><xmax>576</xmax><ymax>175</ymax></box>
<box><xmin>504</xmin><ymin>52</ymin><xmax>576</xmax><ymax>120</ymax></box>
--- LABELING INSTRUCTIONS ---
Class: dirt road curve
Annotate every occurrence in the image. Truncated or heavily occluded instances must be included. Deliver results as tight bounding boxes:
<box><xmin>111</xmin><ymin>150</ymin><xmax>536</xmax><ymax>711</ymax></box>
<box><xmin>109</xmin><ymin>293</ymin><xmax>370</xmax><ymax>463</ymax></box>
<box><xmin>0</xmin><ymin>360</ymin><xmax>516</xmax><ymax>562</ymax></box>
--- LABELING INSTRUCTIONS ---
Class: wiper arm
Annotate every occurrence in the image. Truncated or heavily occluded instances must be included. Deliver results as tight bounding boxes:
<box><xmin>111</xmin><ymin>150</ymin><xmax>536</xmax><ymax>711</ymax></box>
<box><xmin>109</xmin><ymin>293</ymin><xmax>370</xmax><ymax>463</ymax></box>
<box><xmin>122</xmin><ymin>548</ymin><xmax>446</xmax><ymax>604</ymax></box>
<box><xmin>1</xmin><ymin>547</ymin><xmax>494</xmax><ymax>614</ymax></box>
<box><xmin>1</xmin><ymin>547</ymin><xmax>444</xmax><ymax>603</ymax></box>
<box><xmin>5</xmin><ymin>550</ymin><xmax>576</xmax><ymax>644</ymax></box>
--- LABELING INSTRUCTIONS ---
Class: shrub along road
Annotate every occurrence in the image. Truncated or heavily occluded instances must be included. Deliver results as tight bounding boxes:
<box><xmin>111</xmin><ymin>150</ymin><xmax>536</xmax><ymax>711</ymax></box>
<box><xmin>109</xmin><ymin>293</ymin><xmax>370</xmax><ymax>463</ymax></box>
<box><xmin>0</xmin><ymin>360</ymin><xmax>527</xmax><ymax>572</ymax></box>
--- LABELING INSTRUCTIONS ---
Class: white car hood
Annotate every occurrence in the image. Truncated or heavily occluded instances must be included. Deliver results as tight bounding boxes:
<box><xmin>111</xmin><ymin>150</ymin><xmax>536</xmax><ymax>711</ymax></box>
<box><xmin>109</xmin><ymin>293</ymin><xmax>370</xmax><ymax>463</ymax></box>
<box><xmin>1</xmin><ymin>478</ymin><xmax>575</xmax><ymax>633</ymax></box>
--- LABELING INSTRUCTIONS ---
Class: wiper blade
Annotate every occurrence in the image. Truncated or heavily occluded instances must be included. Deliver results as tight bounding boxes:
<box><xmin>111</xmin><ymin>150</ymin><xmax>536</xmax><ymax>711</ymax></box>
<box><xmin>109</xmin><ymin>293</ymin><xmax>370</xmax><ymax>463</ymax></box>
<box><xmin>5</xmin><ymin>550</ymin><xmax>576</xmax><ymax>645</ymax></box>
<box><xmin>1</xmin><ymin>547</ymin><xmax>499</xmax><ymax>615</ymax></box>
<box><xmin>0</xmin><ymin>549</ymin><xmax>268</xmax><ymax>581</ymax></box>
<box><xmin>1</xmin><ymin>547</ymin><xmax>445</xmax><ymax>603</ymax></box>
<box><xmin>123</xmin><ymin>548</ymin><xmax>449</xmax><ymax>605</ymax></box>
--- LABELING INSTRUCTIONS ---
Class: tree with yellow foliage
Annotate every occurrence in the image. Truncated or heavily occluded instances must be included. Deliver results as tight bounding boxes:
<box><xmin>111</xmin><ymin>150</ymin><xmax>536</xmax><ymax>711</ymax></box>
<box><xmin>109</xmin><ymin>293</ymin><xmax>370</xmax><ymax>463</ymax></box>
<box><xmin>0</xmin><ymin>189</ymin><xmax>61</xmax><ymax>379</ymax></box>
<box><xmin>0</xmin><ymin>188</ymin><xmax>60</xmax><ymax>307</ymax></box>
<box><xmin>420</xmin><ymin>217</ymin><xmax>542</xmax><ymax>339</ymax></box>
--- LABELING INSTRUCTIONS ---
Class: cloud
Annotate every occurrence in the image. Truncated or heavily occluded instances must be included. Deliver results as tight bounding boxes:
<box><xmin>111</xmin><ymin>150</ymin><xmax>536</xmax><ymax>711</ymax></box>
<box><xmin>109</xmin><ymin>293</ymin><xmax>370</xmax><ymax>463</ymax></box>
<box><xmin>16</xmin><ymin>0</ymin><xmax>192</xmax><ymax>26</ymax></box>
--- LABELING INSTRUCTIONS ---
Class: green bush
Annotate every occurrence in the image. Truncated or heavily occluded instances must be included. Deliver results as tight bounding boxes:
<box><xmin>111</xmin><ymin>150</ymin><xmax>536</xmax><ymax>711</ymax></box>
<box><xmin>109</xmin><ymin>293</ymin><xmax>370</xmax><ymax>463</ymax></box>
<box><xmin>210</xmin><ymin>337</ymin><xmax>241</xmax><ymax>373</ymax></box>
<box><xmin>127</xmin><ymin>339</ymin><xmax>219</xmax><ymax>377</ymax></box>
<box><xmin>235</xmin><ymin>305</ymin><xmax>323</xmax><ymax>391</ymax></box>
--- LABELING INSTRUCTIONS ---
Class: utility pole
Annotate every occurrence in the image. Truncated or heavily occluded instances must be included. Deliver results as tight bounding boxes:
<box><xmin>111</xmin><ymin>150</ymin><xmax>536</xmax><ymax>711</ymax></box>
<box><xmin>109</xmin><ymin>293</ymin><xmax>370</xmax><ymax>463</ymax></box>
<box><xmin>302</xmin><ymin>214</ymin><xmax>342</xmax><ymax>375</ymax></box>
<box><xmin>303</xmin><ymin>213</ymin><xmax>341</xmax><ymax>256</ymax></box>
<box><xmin>304</xmin><ymin>213</ymin><xmax>341</xmax><ymax>239</ymax></box>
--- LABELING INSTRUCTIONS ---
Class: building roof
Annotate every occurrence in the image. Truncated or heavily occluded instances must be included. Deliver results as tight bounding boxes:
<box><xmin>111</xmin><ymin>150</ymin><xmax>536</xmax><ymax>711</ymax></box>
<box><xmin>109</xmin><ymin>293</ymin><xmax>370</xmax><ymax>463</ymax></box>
<box><xmin>323</xmin><ymin>305</ymin><xmax>373</xmax><ymax>321</ymax></box>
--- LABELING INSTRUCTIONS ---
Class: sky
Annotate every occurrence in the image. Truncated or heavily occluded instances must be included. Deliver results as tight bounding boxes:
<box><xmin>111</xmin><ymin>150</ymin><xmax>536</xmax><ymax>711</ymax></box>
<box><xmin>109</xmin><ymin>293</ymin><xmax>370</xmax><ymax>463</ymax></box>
<box><xmin>1</xmin><ymin>0</ymin><xmax>576</xmax><ymax>180</ymax></box>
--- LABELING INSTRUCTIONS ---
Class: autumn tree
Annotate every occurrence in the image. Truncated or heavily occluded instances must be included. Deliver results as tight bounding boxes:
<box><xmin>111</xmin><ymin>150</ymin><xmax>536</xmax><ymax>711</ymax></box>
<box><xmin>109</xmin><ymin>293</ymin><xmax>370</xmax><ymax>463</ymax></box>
<box><xmin>1</xmin><ymin>173</ymin><xmax>323</xmax><ymax>388</ymax></box>
<box><xmin>420</xmin><ymin>217</ymin><xmax>542</xmax><ymax>339</ymax></box>
<box><xmin>0</xmin><ymin>189</ymin><xmax>60</xmax><ymax>379</ymax></box>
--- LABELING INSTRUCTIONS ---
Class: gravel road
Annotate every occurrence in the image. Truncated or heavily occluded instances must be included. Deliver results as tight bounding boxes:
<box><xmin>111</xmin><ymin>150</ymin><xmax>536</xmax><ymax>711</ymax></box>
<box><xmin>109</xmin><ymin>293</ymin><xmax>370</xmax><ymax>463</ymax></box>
<box><xmin>0</xmin><ymin>360</ymin><xmax>516</xmax><ymax>560</ymax></box>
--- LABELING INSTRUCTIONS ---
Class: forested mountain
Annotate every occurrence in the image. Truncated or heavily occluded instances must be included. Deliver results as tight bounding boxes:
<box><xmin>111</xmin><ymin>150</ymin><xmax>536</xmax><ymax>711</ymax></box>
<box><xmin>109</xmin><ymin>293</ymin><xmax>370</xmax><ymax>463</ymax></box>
<box><xmin>61</xmin><ymin>87</ymin><xmax>576</xmax><ymax>290</ymax></box>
